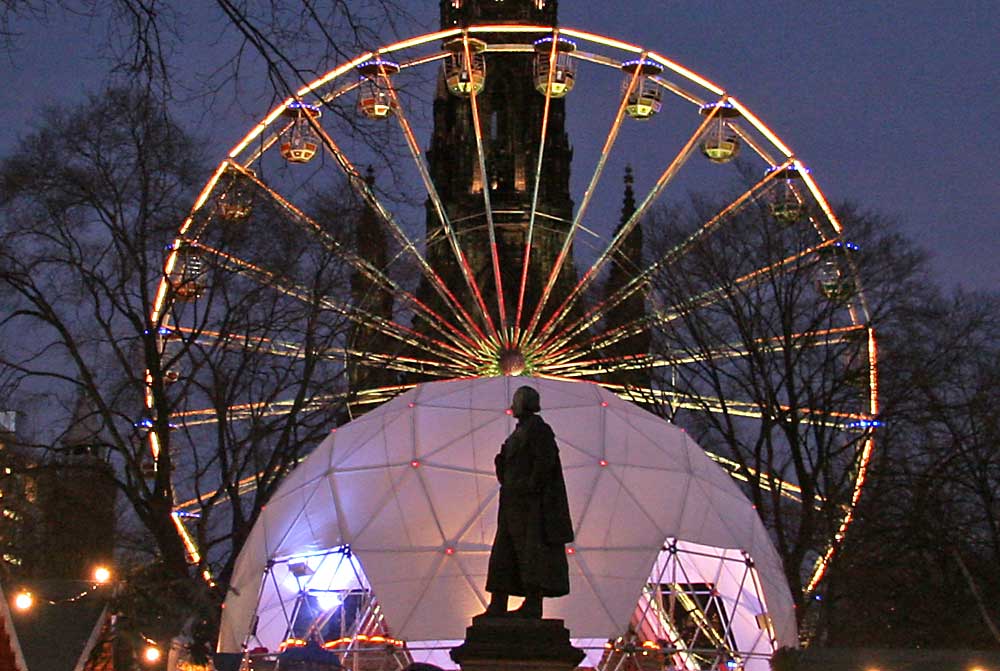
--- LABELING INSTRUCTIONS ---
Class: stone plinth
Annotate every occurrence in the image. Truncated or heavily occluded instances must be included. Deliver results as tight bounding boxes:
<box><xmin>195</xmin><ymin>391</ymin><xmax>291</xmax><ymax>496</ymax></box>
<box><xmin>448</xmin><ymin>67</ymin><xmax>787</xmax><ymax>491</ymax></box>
<box><xmin>450</xmin><ymin>616</ymin><xmax>585</xmax><ymax>671</ymax></box>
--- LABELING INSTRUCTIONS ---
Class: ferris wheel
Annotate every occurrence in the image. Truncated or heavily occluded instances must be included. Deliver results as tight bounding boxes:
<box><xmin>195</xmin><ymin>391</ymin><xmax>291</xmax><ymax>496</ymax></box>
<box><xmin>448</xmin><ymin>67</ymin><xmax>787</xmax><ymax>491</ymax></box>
<box><xmin>149</xmin><ymin>20</ymin><xmax>879</xmax><ymax>632</ymax></box>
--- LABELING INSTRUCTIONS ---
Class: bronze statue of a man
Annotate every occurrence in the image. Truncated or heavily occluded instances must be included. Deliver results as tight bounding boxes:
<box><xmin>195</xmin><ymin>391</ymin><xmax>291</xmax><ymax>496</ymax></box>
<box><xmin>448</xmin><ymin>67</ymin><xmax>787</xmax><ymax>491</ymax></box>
<box><xmin>483</xmin><ymin>386</ymin><xmax>573</xmax><ymax>618</ymax></box>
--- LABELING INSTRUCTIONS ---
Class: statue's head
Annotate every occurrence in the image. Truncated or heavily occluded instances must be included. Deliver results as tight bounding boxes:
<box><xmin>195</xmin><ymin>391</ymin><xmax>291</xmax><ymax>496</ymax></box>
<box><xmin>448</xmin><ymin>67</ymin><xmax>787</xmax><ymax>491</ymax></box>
<box><xmin>511</xmin><ymin>385</ymin><xmax>541</xmax><ymax>419</ymax></box>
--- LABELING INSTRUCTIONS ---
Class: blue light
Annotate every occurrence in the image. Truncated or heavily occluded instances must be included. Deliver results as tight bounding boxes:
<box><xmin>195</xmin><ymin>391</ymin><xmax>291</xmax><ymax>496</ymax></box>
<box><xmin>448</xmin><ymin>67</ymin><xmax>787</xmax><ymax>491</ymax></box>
<box><xmin>133</xmin><ymin>417</ymin><xmax>154</xmax><ymax>429</ymax></box>
<box><xmin>845</xmin><ymin>419</ymin><xmax>884</xmax><ymax>430</ymax></box>
<box><xmin>286</xmin><ymin>100</ymin><xmax>320</xmax><ymax>114</ymax></box>
<box><xmin>620</xmin><ymin>58</ymin><xmax>662</xmax><ymax>73</ymax></box>
<box><xmin>765</xmin><ymin>165</ymin><xmax>810</xmax><ymax>178</ymax></box>
<box><xmin>357</xmin><ymin>58</ymin><xmax>400</xmax><ymax>71</ymax></box>
<box><xmin>533</xmin><ymin>36</ymin><xmax>576</xmax><ymax>48</ymax></box>
<box><xmin>700</xmin><ymin>101</ymin><xmax>735</xmax><ymax>111</ymax></box>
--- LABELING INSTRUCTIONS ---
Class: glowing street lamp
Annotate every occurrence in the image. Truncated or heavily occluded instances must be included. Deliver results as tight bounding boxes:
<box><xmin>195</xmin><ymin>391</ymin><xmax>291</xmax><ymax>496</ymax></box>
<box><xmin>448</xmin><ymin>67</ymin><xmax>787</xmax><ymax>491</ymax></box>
<box><xmin>13</xmin><ymin>591</ymin><xmax>33</xmax><ymax>611</ymax></box>
<box><xmin>143</xmin><ymin>645</ymin><xmax>162</xmax><ymax>664</ymax></box>
<box><xmin>93</xmin><ymin>565</ymin><xmax>112</xmax><ymax>585</ymax></box>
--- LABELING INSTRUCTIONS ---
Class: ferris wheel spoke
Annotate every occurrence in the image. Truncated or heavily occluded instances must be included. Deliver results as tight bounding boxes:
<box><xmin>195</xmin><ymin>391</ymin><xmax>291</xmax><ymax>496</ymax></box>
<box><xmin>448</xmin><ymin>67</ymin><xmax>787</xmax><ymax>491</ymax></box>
<box><xmin>729</xmin><ymin>123</ymin><xmax>778</xmax><ymax>167</ymax></box>
<box><xmin>169</xmin><ymin>326</ymin><xmax>461</xmax><ymax>377</ymax></box>
<box><xmin>602</xmin><ymin>383</ymin><xmax>871</xmax><ymax>430</ymax></box>
<box><xmin>172</xmin><ymin>382</ymin><xmax>419</xmax><ymax>434</ymax></box>
<box><xmin>223</xmin><ymin>162</ymin><xmax>478</xmax><ymax>351</ymax></box>
<box><xmin>549</xmin><ymin>237</ymin><xmax>840</xmax><ymax>362</ymax></box>
<box><xmin>533</xmin><ymin>160</ymin><xmax>795</xmax><ymax>357</ymax></box>
<box><xmin>376</xmin><ymin>60</ymin><xmax>498</xmax><ymax>339</ymax></box>
<box><xmin>707</xmin><ymin>453</ymin><xmax>804</xmax><ymax>509</ymax></box>
<box><xmin>463</xmin><ymin>33</ymin><xmax>508</xmax><ymax>338</ymax></box>
<box><xmin>539</xmin><ymin>325</ymin><xmax>867</xmax><ymax>374</ymax></box>
<box><xmin>169</xmin><ymin>327</ymin><xmax>303</xmax><ymax>358</ymax></box>
<box><xmin>523</xmin><ymin>51</ymin><xmax>649</xmax><ymax>342</ymax></box>
<box><xmin>308</xmin><ymin>118</ymin><xmax>492</xmax><ymax>346</ymax></box>
<box><xmin>515</xmin><ymin>32</ymin><xmax>561</xmax><ymax>336</ymax></box>
<box><xmin>174</xmin><ymin>396</ymin><xmax>336</xmax><ymax>428</ymax></box>
<box><xmin>196</xmin><ymin>243</ymin><xmax>479</xmax><ymax>370</ymax></box>
<box><xmin>534</xmin><ymin>102</ymin><xmax>724</xmax><ymax>346</ymax></box>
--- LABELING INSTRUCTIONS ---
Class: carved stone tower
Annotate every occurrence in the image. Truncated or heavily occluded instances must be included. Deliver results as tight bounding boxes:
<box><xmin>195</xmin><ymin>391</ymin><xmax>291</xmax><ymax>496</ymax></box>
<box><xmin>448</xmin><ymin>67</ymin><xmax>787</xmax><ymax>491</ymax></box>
<box><xmin>602</xmin><ymin>166</ymin><xmax>650</xmax><ymax>391</ymax></box>
<box><xmin>421</xmin><ymin>0</ymin><xmax>576</xmax><ymax>335</ymax></box>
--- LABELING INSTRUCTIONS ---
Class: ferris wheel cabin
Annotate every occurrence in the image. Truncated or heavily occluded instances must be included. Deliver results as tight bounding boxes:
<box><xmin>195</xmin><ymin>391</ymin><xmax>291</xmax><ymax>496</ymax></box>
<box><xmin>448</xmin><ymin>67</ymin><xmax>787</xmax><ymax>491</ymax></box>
<box><xmin>444</xmin><ymin>38</ymin><xmax>487</xmax><ymax>97</ymax></box>
<box><xmin>279</xmin><ymin>101</ymin><xmax>322</xmax><ymax>164</ymax></box>
<box><xmin>357</xmin><ymin>59</ymin><xmax>402</xmax><ymax>119</ymax></box>
<box><xmin>533</xmin><ymin>35</ymin><xmax>578</xmax><ymax>98</ymax></box>
<box><xmin>700</xmin><ymin>101</ymin><xmax>742</xmax><ymax>164</ymax></box>
<box><xmin>620</xmin><ymin>59</ymin><xmax>665</xmax><ymax>120</ymax></box>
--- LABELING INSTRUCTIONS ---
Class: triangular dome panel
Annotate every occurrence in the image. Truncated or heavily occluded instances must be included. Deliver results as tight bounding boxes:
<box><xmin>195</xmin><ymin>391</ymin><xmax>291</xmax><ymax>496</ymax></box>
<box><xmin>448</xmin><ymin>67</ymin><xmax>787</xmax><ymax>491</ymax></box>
<box><xmin>219</xmin><ymin>377</ymin><xmax>796</xmax><ymax>661</ymax></box>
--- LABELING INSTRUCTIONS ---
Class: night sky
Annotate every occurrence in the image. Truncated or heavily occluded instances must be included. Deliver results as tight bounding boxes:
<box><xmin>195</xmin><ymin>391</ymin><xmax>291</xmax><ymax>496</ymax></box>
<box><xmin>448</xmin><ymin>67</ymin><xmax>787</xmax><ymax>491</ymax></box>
<box><xmin>1</xmin><ymin>1</ymin><xmax>996</xmax><ymax>291</ymax></box>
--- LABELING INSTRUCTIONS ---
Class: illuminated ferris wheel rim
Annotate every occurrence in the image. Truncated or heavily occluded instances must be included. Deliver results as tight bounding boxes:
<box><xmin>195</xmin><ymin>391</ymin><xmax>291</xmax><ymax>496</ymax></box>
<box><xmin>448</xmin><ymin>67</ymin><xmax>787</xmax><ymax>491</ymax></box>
<box><xmin>154</xmin><ymin>22</ymin><xmax>865</xmax><ymax>347</ymax></box>
<box><xmin>159</xmin><ymin>23</ymin><xmax>843</xmax><ymax>270</ymax></box>
<box><xmin>153</xmin><ymin>21</ymin><xmax>871</xmax><ymax>373</ymax></box>
<box><xmin>152</xmin><ymin>22</ymin><xmax>879</xmax><ymax>598</ymax></box>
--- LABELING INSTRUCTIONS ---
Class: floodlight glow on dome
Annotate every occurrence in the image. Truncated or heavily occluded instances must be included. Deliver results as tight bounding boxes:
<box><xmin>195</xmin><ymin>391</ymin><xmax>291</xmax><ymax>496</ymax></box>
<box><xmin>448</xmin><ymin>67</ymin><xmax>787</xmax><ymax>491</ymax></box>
<box><xmin>279</xmin><ymin>548</ymin><xmax>368</xmax><ymax>594</ymax></box>
<box><xmin>312</xmin><ymin>590</ymin><xmax>343</xmax><ymax>612</ymax></box>
<box><xmin>219</xmin><ymin>378</ymin><xmax>796</xmax><ymax>671</ymax></box>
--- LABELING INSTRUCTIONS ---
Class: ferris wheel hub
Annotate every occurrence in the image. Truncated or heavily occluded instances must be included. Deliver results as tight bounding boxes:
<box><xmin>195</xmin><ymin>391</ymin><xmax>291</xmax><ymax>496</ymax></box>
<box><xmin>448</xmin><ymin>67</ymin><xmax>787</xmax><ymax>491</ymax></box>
<box><xmin>498</xmin><ymin>348</ymin><xmax>527</xmax><ymax>376</ymax></box>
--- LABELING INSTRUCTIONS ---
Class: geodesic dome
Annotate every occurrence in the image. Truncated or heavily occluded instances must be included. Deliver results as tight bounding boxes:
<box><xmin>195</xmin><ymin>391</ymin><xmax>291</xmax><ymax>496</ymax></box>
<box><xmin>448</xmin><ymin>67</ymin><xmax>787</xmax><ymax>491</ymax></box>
<box><xmin>219</xmin><ymin>377</ymin><xmax>795</xmax><ymax>670</ymax></box>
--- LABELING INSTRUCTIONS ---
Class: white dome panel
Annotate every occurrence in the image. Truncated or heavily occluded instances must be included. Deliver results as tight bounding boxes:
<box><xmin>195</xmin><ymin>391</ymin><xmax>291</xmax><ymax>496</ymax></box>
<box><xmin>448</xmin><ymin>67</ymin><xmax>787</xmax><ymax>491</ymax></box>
<box><xmin>219</xmin><ymin>377</ymin><xmax>796</xmax><ymax>664</ymax></box>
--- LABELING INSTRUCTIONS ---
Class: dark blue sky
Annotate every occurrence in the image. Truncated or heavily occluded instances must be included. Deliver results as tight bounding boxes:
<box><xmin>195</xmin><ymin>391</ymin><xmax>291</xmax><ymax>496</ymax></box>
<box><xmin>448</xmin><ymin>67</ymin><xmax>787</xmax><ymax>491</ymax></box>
<box><xmin>2</xmin><ymin>1</ymin><xmax>996</xmax><ymax>291</ymax></box>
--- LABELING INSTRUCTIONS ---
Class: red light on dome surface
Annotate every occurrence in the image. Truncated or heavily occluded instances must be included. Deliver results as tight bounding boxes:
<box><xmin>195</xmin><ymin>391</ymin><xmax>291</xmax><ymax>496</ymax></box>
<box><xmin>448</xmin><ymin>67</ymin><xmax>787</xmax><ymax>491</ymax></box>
<box><xmin>505</xmin><ymin>408</ymin><xmax>513</xmax><ymax>415</ymax></box>
<box><xmin>599</xmin><ymin>459</ymin><xmax>608</xmax><ymax>467</ymax></box>
<box><xmin>408</xmin><ymin>402</ymin><xmax>415</xmax><ymax>408</ymax></box>
<box><xmin>445</xmin><ymin>547</ymin><xmax>455</xmax><ymax>555</ymax></box>
<box><xmin>601</xmin><ymin>401</ymin><xmax>608</xmax><ymax>407</ymax></box>
<box><xmin>410</xmin><ymin>460</ymin><xmax>420</xmax><ymax>468</ymax></box>
<box><xmin>566</xmin><ymin>547</ymin><xmax>576</xmax><ymax>555</ymax></box>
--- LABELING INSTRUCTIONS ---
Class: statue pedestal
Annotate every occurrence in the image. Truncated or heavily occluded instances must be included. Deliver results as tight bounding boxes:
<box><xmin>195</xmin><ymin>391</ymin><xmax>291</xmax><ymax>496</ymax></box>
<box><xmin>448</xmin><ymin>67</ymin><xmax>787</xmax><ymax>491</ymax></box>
<box><xmin>450</xmin><ymin>616</ymin><xmax>585</xmax><ymax>671</ymax></box>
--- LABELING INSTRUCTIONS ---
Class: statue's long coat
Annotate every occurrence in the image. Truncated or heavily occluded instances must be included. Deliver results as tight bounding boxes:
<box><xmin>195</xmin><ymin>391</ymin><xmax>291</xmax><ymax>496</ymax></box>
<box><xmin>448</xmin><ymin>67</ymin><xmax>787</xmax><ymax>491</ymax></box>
<box><xmin>485</xmin><ymin>413</ymin><xmax>573</xmax><ymax>597</ymax></box>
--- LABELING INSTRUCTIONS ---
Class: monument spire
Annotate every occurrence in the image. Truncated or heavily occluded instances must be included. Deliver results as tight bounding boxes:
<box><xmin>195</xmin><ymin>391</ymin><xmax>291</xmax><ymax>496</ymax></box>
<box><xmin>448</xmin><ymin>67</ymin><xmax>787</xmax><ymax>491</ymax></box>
<box><xmin>440</xmin><ymin>0</ymin><xmax>558</xmax><ymax>28</ymax></box>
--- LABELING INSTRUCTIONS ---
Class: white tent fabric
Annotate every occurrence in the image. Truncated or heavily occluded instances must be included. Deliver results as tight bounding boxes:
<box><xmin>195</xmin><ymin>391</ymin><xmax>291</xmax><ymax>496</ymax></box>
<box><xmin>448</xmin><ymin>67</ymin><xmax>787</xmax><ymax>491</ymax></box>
<box><xmin>219</xmin><ymin>377</ymin><xmax>796</xmax><ymax>659</ymax></box>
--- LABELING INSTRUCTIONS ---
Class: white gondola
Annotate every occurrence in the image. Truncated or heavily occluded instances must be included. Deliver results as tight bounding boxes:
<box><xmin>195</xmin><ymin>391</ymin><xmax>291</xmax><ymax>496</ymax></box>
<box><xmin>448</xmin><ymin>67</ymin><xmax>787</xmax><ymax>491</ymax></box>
<box><xmin>215</xmin><ymin>170</ymin><xmax>254</xmax><ymax>223</ymax></box>
<box><xmin>444</xmin><ymin>38</ymin><xmax>486</xmax><ymax>97</ymax></box>
<box><xmin>767</xmin><ymin>165</ymin><xmax>806</xmax><ymax>224</ymax></box>
<box><xmin>700</xmin><ymin>101</ymin><xmax>742</xmax><ymax>163</ymax></box>
<box><xmin>533</xmin><ymin>36</ymin><xmax>577</xmax><ymax>98</ymax></box>
<box><xmin>816</xmin><ymin>241</ymin><xmax>859</xmax><ymax>302</ymax></box>
<box><xmin>621</xmin><ymin>59</ymin><xmax>664</xmax><ymax>120</ymax></box>
<box><xmin>357</xmin><ymin>59</ymin><xmax>401</xmax><ymax>119</ymax></box>
<box><xmin>279</xmin><ymin>101</ymin><xmax>322</xmax><ymax>164</ymax></box>
<box><xmin>166</xmin><ymin>243</ymin><xmax>206</xmax><ymax>301</ymax></box>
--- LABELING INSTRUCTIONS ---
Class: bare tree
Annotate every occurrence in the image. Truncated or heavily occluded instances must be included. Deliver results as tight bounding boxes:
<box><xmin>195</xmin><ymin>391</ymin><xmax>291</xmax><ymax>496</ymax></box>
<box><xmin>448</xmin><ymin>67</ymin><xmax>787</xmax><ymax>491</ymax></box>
<box><xmin>0</xmin><ymin>86</ymin><xmax>358</xmax><ymax>655</ymax></box>
<box><xmin>821</xmin><ymin>288</ymin><xmax>1000</xmax><ymax>647</ymax></box>
<box><xmin>641</xmin><ymin>198</ymin><xmax>925</xmax><ymax>612</ymax></box>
